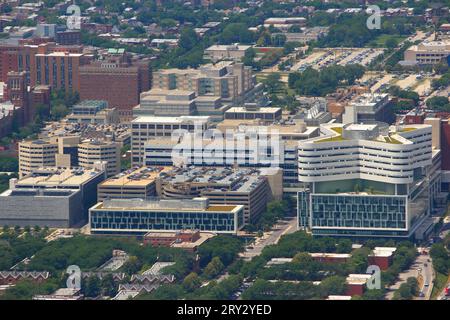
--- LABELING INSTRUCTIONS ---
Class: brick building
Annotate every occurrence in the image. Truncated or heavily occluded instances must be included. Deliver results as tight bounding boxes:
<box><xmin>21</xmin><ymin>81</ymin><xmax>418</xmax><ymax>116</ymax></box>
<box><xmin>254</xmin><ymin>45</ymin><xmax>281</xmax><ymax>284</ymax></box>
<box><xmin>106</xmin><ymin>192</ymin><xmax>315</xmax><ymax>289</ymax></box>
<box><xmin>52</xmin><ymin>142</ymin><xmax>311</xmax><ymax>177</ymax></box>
<box><xmin>143</xmin><ymin>230</ymin><xmax>201</xmax><ymax>247</ymax></box>
<box><xmin>79</xmin><ymin>49</ymin><xmax>152</xmax><ymax>120</ymax></box>
<box><xmin>0</xmin><ymin>42</ymin><xmax>88</xmax><ymax>93</ymax></box>
<box><xmin>368</xmin><ymin>247</ymin><xmax>396</xmax><ymax>271</ymax></box>
<box><xmin>56</xmin><ymin>30</ymin><xmax>82</xmax><ymax>45</ymax></box>
<box><xmin>0</xmin><ymin>45</ymin><xmax>19</xmax><ymax>81</ymax></box>
<box><xmin>2</xmin><ymin>71</ymin><xmax>51</xmax><ymax>130</ymax></box>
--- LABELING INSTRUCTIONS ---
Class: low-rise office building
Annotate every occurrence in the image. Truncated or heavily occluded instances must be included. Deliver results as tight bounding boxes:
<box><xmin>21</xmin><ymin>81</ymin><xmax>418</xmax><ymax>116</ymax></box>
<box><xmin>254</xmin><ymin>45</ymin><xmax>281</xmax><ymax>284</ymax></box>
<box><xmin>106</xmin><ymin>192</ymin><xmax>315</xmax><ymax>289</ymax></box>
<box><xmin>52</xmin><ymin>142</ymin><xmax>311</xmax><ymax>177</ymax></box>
<box><xmin>263</xmin><ymin>17</ymin><xmax>307</xmax><ymax>32</ymax></box>
<box><xmin>66</xmin><ymin>100</ymin><xmax>119</xmax><ymax>125</ymax></box>
<box><xmin>346</xmin><ymin>274</ymin><xmax>372</xmax><ymax>296</ymax></box>
<box><xmin>97</xmin><ymin>166</ymin><xmax>171</xmax><ymax>201</ymax></box>
<box><xmin>89</xmin><ymin>198</ymin><xmax>244</xmax><ymax>235</ymax></box>
<box><xmin>0</xmin><ymin>165</ymin><xmax>106</xmax><ymax>227</ymax></box>
<box><xmin>404</xmin><ymin>40</ymin><xmax>450</xmax><ymax>65</ymax></box>
<box><xmin>204</xmin><ymin>44</ymin><xmax>251</xmax><ymax>62</ymax></box>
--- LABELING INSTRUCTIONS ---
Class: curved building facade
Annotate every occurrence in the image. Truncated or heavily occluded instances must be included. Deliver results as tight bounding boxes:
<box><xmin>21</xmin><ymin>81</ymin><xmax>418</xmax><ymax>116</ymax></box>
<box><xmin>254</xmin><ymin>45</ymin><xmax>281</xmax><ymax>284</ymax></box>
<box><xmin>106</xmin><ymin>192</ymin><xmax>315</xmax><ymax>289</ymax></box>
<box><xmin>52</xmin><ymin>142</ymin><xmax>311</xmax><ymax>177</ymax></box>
<box><xmin>297</xmin><ymin>123</ymin><xmax>441</xmax><ymax>239</ymax></box>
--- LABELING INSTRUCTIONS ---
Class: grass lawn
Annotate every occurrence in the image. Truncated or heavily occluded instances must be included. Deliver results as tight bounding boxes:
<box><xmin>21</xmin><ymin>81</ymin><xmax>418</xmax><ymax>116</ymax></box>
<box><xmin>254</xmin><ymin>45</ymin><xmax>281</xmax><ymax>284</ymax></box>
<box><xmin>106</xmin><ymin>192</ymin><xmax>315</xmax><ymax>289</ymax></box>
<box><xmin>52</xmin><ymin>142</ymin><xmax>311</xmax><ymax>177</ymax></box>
<box><xmin>369</xmin><ymin>35</ymin><xmax>406</xmax><ymax>48</ymax></box>
<box><xmin>431</xmin><ymin>272</ymin><xmax>448</xmax><ymax>299</ymax></box>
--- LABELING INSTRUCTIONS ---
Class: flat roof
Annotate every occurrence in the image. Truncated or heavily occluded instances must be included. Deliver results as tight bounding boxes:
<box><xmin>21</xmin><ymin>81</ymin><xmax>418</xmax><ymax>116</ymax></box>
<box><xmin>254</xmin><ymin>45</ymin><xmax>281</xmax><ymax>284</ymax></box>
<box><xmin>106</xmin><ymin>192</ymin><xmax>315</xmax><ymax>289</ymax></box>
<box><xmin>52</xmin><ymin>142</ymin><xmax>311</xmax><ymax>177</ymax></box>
<box><xmin>216</xmin><ymin>119</ymin><xmax>311</xmax><ymax>135</ymax></box>
<box><xmin>346</xmin><ymin>124</ymin><xmax>378</xmax><ymax>131</ymax></box>
<box><xmin>132</xmin><ymin>116</ymin><xmax>210</xmax><ymax>124</ymax></box>
<box><xmin>310</xmin><ymin>253</ymin><xmax>352</xmax><ymax>259</ymax></box>
<box><xmin>206</xmin><ymin>44</ymin><xmax>251</xmax><ymax>51</ymax></box>
<box><xmin>93</xmin><ymin>198</ymin><xmax>242</xmax><ymax>213</ymax></box>
<box><xmin>160</xmin><ymin>166</ymin><xmax>269</xmax><ymax>194</ymax></box>
<box><xmin>99</xmin><ymin>166</ymin><xmax>171</xmax><ymax>187</ymax></box>
<box><xmin>17</xmin><ymin>167</ymin><xmax>103</xmax><ymax>187</ymax></box>
<box><xmin>346</xmin><ymin>274</ymin><xmax>372</xmax><ymax>285</ymax></box>
<box><xmin>327</xmin><ymin>295</ymin><xmax>352</xmax><ymax>300</ymax></box>
<box><xmin>226</xmin><ymin>107</ymin><xmax>282</xmax><ymax>113</ymax></box>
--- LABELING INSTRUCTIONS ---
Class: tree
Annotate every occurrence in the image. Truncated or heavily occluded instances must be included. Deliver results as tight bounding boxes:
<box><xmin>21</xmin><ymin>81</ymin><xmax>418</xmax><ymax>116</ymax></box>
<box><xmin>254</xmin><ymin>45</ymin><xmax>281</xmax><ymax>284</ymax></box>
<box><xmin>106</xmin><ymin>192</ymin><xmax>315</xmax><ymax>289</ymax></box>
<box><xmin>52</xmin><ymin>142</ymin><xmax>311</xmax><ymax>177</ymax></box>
<box><xmin>395</xmin><ymin>277</ymin><xmax>418</xmax><ymax>300</ymax></box>
<box><xmin>262</xmin><ymin>73</ymin><xmax>283</xmax><ymax>95</ymax></box>
<box><xmin>257</xmin><ymin>31</ymin><xmax>272</xmax><ymax>47</ymax></box>
<box><xmin>178</xmin><ymin>28</ymin><xmax>198</xmax><ymax>52</ymax></box>
<box><xmin>385</xmin><ymin>38</ymin><xmax>399</xmax><ymax>49</ymax></box>
<box><xmin>51</xmin><ymin>104</ymin><xmax>69</xmax><ymax>120</ymax></box>
<box><xmin>182</xmin><ymin>272</ymin><xmax>201</xmax><ymax>292</ymax></box>
<box><xmin>426</xmin><ymin>96</ymin><xmax>450</xmax><ymax>112</ymax></box>
<box><xmin>220</xmin><ymin>23</ymin><xmax>255</xmax><ymax>44</ymax></box>
<box><xmin>100</xmin><ymin>274</ymin><xmax>117</xmax><ymax>297</ymax></box>
<box><xmin>319</xmin><ymin>276</ymin><xmax>347</xmax><ymax>297</ymax></box>
<box><xmin>140</xmin><ymin>284</ymin><xmax>185</xmax><ymax>300</ymax></box>
<box><xmin>292</xmin><ymin>252</ymin><xmax>314</xmax><ymax>265</ymax></box>
<box><xmin>122</xmin><ymin>256</ymin><xmax>142</xmax><ymax>275</ymax></box>
<box><xmin>198</xmin><ymin>235</ymin><xmax>243</xmax><ymax>267</ymax></box>
<box><xmin>0</xmin><ymin>279</ymin><xmax>58</xmax><ymax>300</ymax></box>
<box><xmin>84</xmin><ymin>276</ymin><xmax>101</xmax><ymax>298</ymax></box>
<box><xmin>204</xmin><ymin>257</ymin><xmax>225</xmax><ymax>279</ymax></box>
<box><xmin>289</xmin><ymin>64</ymin><xmax>365</xmax><ymax>96</ymax></box>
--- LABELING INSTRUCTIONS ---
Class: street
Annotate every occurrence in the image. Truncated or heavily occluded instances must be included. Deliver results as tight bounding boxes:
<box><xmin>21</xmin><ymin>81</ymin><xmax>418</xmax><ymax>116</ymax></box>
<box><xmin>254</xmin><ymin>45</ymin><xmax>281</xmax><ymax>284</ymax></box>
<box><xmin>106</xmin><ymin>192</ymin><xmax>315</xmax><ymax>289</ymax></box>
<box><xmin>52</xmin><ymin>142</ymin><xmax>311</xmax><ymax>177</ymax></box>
<box><xmin>385</xmin><ymin>248</ymin><xmax>434</xmax><ymax>300</ymax></box>
<box><xmin>239</xmin><ymin>217</ymin><xmax>298</xmax><ymax>261</ymax></box>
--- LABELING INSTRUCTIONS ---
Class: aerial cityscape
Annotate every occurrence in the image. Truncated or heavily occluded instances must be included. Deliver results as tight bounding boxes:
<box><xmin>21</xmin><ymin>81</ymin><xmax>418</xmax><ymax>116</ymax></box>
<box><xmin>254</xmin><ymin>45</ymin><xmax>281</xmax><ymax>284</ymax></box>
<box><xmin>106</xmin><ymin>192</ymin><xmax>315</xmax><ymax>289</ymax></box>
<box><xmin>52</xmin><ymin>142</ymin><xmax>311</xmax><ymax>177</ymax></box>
<box><xmin>0</xmin><ymin>0</ymin><xmax>449</xmax><ymax>304</ymax></box>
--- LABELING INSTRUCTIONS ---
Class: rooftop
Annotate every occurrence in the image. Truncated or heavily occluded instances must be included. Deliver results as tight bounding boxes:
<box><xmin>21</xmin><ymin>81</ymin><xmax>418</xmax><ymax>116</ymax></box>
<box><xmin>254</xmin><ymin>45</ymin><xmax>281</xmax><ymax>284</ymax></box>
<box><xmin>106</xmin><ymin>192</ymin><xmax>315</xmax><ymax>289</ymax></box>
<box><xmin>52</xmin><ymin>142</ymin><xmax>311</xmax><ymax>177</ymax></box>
<box><xmin>132</xmin><ymin>116</ymin><xmax>210</xmax><ymax>124</ymax></box>
<box><xmin>310</xmin><ymin>123</ymin><xmax>428</xmax><ymax>145</ymax></box>
<box><xmin>13</xmin><ymin>167</ymin><xmax>104</xmax><ymax>188</ymax></box>
<box><xmin>39</xmin><ymin>120</ymin><xmax>130</xmax><ymax>141</ymax></box>
<box><xmin>99</xmin><ymin>166</ymin><xmax>171</xmax><ymax>187</ymax></box>
<box><xmin>92</xmin><ymin>198</ymin><xmax>242</xmax><ymax>213</ymax></box>
<box><xmin>225</xmin><ymin>107</ymin><xmax>281</xmax><ymax>114</ymax></box>
<box><xmin>346</xmin><ymin>274</ymin><xmax>372</xmax><ymax>285</ymax></box>
<box><xmin>159</xmin><ymin>166</ymin><xmax>271</xmax><ymax>194</ymax></box>
<box><xmin>206</xmin><ymin>44</ymin><xmax>251</xmax><ymax>51</ymax></box>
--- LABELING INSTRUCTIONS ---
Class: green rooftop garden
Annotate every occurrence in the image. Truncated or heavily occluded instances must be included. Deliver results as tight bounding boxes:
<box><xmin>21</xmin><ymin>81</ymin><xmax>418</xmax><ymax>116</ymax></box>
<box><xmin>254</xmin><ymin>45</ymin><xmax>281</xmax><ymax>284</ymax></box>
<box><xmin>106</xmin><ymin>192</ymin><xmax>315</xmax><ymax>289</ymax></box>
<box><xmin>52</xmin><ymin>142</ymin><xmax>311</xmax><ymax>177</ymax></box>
<box><xmin>399</xmin><ymin>127</ymin><xmax>417</xmax><ymax>132</ymax></box>
<box><xmin>384</xmin><ymin>136</ymin><xmax>402</xmax><ymax>144</ymax></box>
<box><xmin>314</xmin><ymin>127</ymin><xmax>345</xmax><ymax>143</ymax></box>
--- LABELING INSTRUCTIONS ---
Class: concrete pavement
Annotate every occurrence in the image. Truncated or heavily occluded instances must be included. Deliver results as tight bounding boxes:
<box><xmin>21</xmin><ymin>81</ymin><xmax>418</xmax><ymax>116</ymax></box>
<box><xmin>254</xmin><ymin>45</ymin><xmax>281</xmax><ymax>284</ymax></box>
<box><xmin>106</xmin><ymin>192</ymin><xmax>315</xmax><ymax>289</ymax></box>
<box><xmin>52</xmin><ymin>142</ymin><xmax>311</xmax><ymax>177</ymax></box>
<box><xmin>239</xmin><ymin>217</ymin><xmax>297</xmax><ymax>261</ymax></box>
<box><xmin>386</xmin><ymin>249</ymin><xmax>434</xmax><ymax>300</ymax></box>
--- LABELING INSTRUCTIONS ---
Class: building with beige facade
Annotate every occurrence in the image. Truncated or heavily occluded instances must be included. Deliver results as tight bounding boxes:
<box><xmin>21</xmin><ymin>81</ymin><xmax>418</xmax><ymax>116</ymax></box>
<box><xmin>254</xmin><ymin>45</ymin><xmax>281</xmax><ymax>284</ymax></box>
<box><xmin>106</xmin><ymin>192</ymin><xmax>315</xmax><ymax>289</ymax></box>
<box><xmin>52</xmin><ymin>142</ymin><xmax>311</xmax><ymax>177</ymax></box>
<box><xmin>78</xmin><ymin>140</ymin><xmax>120</xmax><ymax>177</ymax></box>
<box><xmin>18</xmin><ymin>139</ymin><xmax>58</xmax><ymax>177</ymax></box>
<box><xmin>152</xmin><ymin>61</ymin><xmax>256</xmax><ymax>105</ymax></box>
<box><xmin>97</xmin><ymin>166</ymin><xmax>171</xmax><ymax>201</ymax></box>
<box><xmin>404</xmin><ymin>40</ymin><xmax>450</xmax><ymax>65</ymax></box>
<box><xmin>204</xmin><ymin>44</ymin><xmax>251</xmax><ymax>62</ymax></box>
<box><xmin>133</xmin><ymin>89</ymin><xmax>228</xmax><ymax>120</ymax></box>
